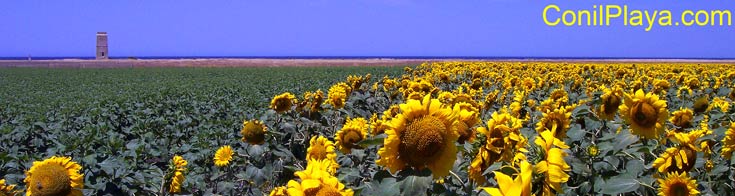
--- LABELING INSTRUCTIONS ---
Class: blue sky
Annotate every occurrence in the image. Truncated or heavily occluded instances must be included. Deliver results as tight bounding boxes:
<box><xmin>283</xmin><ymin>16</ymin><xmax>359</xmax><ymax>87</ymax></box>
<box><xmin>1</xmin><ymin>0</ymin><xmax>733</xmax><ymax>58</ymax></box>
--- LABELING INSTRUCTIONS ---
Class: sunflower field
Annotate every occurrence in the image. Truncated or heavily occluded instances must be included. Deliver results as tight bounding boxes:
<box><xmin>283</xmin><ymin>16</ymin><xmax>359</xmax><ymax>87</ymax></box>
<box><xmin>1</xmin><ymin>62</ymin><xmax>735</xmax><ymax>195</ymax></box>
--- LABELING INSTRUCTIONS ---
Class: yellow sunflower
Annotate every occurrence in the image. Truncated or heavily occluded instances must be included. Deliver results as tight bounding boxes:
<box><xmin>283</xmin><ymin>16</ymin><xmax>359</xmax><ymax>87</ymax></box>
<box><xmin>657</xmin><ymin>172</ymin><xmax>699</xmax><ymax>196</ymax></box>
<box><xmin>241</xmin><ymin>119</ymin><xmax>267</xmax><ymax>145</ymax></box>
<box><xmin>721</xmin><ymin>122</ymin><xmax>735</xmax><ymax>159</ymax></box>
<box><xmin>692</xmin><ymin>95</ymin><xmax>709</xmax><ymax>114</ymax></box>
<box><xmin>169</xmin><ymin>155</ymin><xmax>187</xmax><ymax>194</ymax></box>
<box><xmin>306</xmin><ymin>135</ymin><xmax>339</xmax><ymax>175</ymax></box>
<box><xmin>597</xmin><ymin>86</ymin><xmax>623</xmax><ymax>120</ymax></box>
<box><xmin>535</xmin><ymin>129</ymin><xmax>571</xmax><ymax>195</ymax></box>
<box><xmin>335</xmin><ymin>117</ymin><xmax>368</xmax><ymax>154</ymax></box>
<box><xmin>286</xmin><ymin>159</ymin><xmax>354</xmax><ymax>196</ymax></box>
<box><xmin>709</xmin><ymin>97</ymin><xmax>731</xmax><ymax>112</ymax></box>
<box><xmin>482</xmin><ymin>158</ymin><xmax>533</xmax><ymax>196</ymax></box>
<box><xmin>170</xmin><ymin>171</ymin><xmax>185</xmax><ymax>194</ymax></box>
<box><xmin>0</xmin><ymin>179</ymin><xmax>19</xmax><ymax>196</ymax></box>
<box><xmin>536</xmin><ymin>106</ymin><xmax>572</xmax><ymax>139</ymax></box>
<box><xmin>24</xmin><ymin>156</ymin><xmax>84</xmax><ymax>196</ymax></box>
<box><xmin>271</xmin><ymin>92</ymin><xmax>297</xmax><ymax>113</ymax></box>
<box><xmin>652</xmin><ymin>146</ymin><xmax>696</xmax><ymax>174</ymax></box>
<box><xmin>327</xmin><ymin>82</ymin><xmax>352</xmax><ymax>109</ymax></box>
<box><xmin>454</xmin><ymin>102</ymin><xmax>480</xmax><ymax>144</ymax></box>
<box><xmin>469</xmin><ymin>123</ymin><xmax>505</xmax><ymax>184</ymax></box>
<box><xmin>670</xmin><ymin>108</ymin><xmax>694</xmax><ymax>129</ymax></box>
<box><xmin>619</xmin><ymin>89</ymin><xmax>668</xmax><ymax>139</ymax></box>
<box><xmin>214</xmin><ymin>145</ymin><xmax>234</xmax><ymax>167</ymax></box>
<box><xmin>376</xmin><ymin>94</ymin><xmax>459</xmax><ymax>179</ymax></box>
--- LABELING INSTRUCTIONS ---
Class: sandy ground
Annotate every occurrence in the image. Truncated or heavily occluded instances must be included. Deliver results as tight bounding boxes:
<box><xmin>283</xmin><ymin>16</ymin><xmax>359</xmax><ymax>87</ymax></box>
<box><xmin>0</xmin><ymin>58</ymin><xmax>733</xmax><ymax>68</ymax></box>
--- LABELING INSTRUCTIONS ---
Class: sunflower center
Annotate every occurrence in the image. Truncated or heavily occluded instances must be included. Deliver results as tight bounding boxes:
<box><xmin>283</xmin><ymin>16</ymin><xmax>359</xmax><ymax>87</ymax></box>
<box><xmin>668</xmin><ymin>182</ymin><xmax>690</xmax><ymax>196</ymax></box>
<box><xmin>399</xmin><ymin>115</ymin><xmax>447</xmax><ymax>167</ymax></box>
<box><xmin>242</xmin><ymin>123</ymin><xmax>265</xmax><ymax>144</ymax></box>
<box><xmin>305</xmin><ymin>184</ymin><xmax>341</xmax><ymax>196</ymax></box>
<box><xmin>309</xmin><ymin>143</ymin><xmax>328</xmax><ymax>160</ymax></box>
<box><xmin>603</xmin><ymin>95</ymin><xmax>621</xmax><ymax>114</ymax></box>
<box><xmin>30</xmin><ymin>164</ymin><xmax>72</xmax><ymax>196</ymax></box>
<box><xmin>344</xmin><ymin>130</ymin><xmax>363</xmax><ymax>148</ymax></box>
<box><xmin>632</xmin><ymin>102</ymin><xmax>658</xmax><ymax>128</ymax></box>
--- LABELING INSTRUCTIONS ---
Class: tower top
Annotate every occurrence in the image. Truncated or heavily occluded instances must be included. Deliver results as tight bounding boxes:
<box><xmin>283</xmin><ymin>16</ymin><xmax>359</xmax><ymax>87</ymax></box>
<box><xmin>97</xmin><ymin>32</ymin><xmax>107</xmax><ymax>35</ymax></box>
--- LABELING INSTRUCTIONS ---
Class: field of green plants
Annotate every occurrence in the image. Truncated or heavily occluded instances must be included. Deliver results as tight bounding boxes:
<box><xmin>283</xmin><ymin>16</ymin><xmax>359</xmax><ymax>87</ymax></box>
<box><xmin>0</xmin><ymin>66</ymin><xmax>404</xmax><ymax>195</ymax></box>
<box><xmin>2</xmin><ymin>62</ymin><xmax>735</xmax><ymax>196</ymax></box>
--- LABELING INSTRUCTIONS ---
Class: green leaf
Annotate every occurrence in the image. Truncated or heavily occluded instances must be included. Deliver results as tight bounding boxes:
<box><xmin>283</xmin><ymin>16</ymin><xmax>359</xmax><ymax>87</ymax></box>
<box><xmin>600</xmin><ymin>176</ymin><xmax>640</xmax><ymax>195</ymax></box>
<box><xmin>357</xmin><ymin>134</ymin><xmax>386</xmax><ymax>148</ymax></box>
<box><xmin>399</xmin><ymin>174</ymin><xmax>432</xmax><ymax>196</ymax></box>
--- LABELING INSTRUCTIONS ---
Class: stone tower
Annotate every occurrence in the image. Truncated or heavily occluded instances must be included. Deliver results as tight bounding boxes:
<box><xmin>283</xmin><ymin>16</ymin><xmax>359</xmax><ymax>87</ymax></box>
<box><xmin>96</xmin><ymin>32</ymin><xmax>109</xmax><ymax>60</ymax></box>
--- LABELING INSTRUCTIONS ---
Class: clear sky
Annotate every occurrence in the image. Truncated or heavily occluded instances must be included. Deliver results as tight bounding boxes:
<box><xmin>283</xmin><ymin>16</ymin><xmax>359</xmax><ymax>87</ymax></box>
<box><xmin>1</xmin><ymin>0</ymin><xmax>733</xmax><ymax>58</ymax></box>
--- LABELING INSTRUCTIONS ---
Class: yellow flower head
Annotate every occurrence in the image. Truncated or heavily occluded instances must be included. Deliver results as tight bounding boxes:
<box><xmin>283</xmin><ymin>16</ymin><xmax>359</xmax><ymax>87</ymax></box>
<box><xmin>287</xmin><ymin>159</ymin><xmax>354</xmax><ymax>196</ymax></box>
<box><xmin>534</xmin><ymin>130</ymin><xmax>570</xmax><ymax>195</ymax></box>
<box><xmin>482</xmin><ymin>158</ymin><xmax>533</xmax><ymax>196</ymax></box>
<box><xmin>619</xmin><ymin>89</ymin><xmax>668</xmax><ymax>139</ymax></box>
<box><xmin>670</xmin><ymin>108</ymin><xmax>694</xmax><ymax>129</ymax></box>
<box><xmin>271</xmin><ymin>92</ymin><xmax>297</xmax><ymax>113</ymax></box>
<box><xmin>376</xmin><ymin>94</ymin><xmax>459</xmax><ymax>179</ymax></box>
<box><xmin>692</xmin><ymin>95</ymin><xmax>709</xmax><ymax>114</ymax></box>
<box><xmin>241</xmin><ymin>120</ymin><xmax>267</xmax><ymax>145</ymax></box>
<box><xmin>169</xmin><ymin>171</ymin><xmax>185</xmax><ymax>194</ymax></box>
<box><xmin>709</xmin><ymin>97</ymin><xmax>731</xmax><ymax>112</ymax></box>
<box><xmin>169</xmin><ymin>155</ymin><xmax>187</xmax><ymax>193</ymax></box>
<box><xmin>598</xmin><ymin>86</ymin><xmax>623</xmax><ymax>120</ymax></box>
<box><xmin>721</xmin><ymin>122</ymin><xmax>735</xmax><ymax>159</ymax></box>
<box><xmin>335</xmin><ymin>117</ymin><xmax>368</xmax><ymax>154</ymax></box>
<box><xmin>468</xmin><ymin>118</ymin><xmax>507</xmax><ymax>184</ymax></box>
<box><xmin>652</xmin><ymin>146</ymin><xmax>696</xmax><ymax>174</ymax></box>
<box><xmin>327</xmin><ymin>82</ymin><xmax>352</xmax><ymax>109</ymax></box>
<box><xmin>536</xmin><ymin>106</ymin><xmax>573</xmax><ymax>139</ymax></box>
<box><xmin>0</xmin><ymin>179</ymin><xmax>19</xmax><ymax>196</ymax></box>
<box><xmin>306</xmin><ymin>135</ymin><xmax>339</xmax><ymax>174</ymax></box>
<box><xmin>24</xmin><ymin>156</ymin><xmax>84</xmax><ymax>196</ymax></box>
<box><xmin>657</xmin><ymin>172</ymin><xmax>699</xmax><ymax>196</ymax></box>
<box><xmin>454</xmin><ymin>102</ymin><xmax>480</xmax><ymax>144</ymax></box>
<box><xmin>214</xmin><ymin>145</ymin><xmax>234</xmax><ymax>167</ymax></box>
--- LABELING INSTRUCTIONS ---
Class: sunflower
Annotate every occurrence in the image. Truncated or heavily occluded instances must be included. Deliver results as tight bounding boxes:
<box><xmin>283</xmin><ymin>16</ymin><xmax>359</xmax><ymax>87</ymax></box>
<box><xmin>269</xmin><ymin>186</ymin><xmax>288</xmax><ymax>196</ymax></box>
<box><xmin>653</xmin><ymin>79</ymin><xmax>671</xmax><ymax>94</ymax></box>
<box><xmin>376</xmin><ymin>94</ymin><xmax>459</xmax><ymax>179</ymax></box>
<box><xmin>676</xmin><ymin>86</ymin><xmax>693</xmax><ymax>98</ymax></box>
<box><xmin>619</xmin><ymin>89</ymin><xmax>668</xmax><ymax>139</ymax></box>
<box><xmin>335</xmin><ymin>117</ymin><xmax>368</xmax><ymax>154</ymax></box>
<box><xmin>0</xmin><ymin>179</ymin><xmax>19</xmax><ymax>196</ymax></box>
<box><xmin>652</xmin><ymin>146</ymin><xmax>696</xmax><ymax>174</ymax></box>
<box><xmin>271</xmin><ymin>92</ymin><xmax>297</xmax><ymax>113</ymax></box>
<box><xmin>692</xmin><ymin>95</ymin><xmax>709</xmax><ymax>114</ymax></box>
<box><xmin>480</xmin><ymin>111</ymin><xmax>527</xmax><ymax>162</ymax></box>
<box><xmin>24</xmin><ymin>156</ymin><xmax>84</xmax><ymax>196</ymax></box>
<box><xmin>169</xmin><ymin>155</ymin><xmax>187</xmax><ymax>194</ymax></box>
<box><xmin>369</xmin><ymin>113</ymin><xmax>392</xmax><ymax>136</ymax></box>
<box><xmin>536</xmin><ymin>106</ymin><xmax>572</xmax><ymax>139</ymax></box>
<box><xmin>657</xmin><ymin>172</ymin><xmax>699</xmax><ymax>196</ymax></box>
<box><xmin>709</xmin><ymin>97</ymin><xmax>731</xmax><ymax>112</ymax></box>
<box><xmin>454</xmin><ymin>102</ymin><xmax>480</xmax><ymax>144</ymax></box>
<box><xmin>597</xmin><ymin>86</ymin><xmax>623</xmax><ymax>120</ymax></box>
<box><xmin>469</xmin><ymin>123</ymin><xmax>505</xmax><ymax>184</ymax></box>
<box><xmin>670</xmin><ymin>108</ymin><xmax>694</xmax><ymax>129</ymax></box>
<box><xmin>535</xmin><ymin>129</ymin><xmax>571</xmax><ymax>195</ymax></box>
<box><xmin>286</xmin><ymin>159</ymin><xmax>354</xmax><ymax>196</ymax></box>
<box><xmin>213</xmin><ymin>145</ymin><xmax>234</xmax><ymax>167</ymax></box>
<box><xmin>549</xmin><ymin>88</ymin><xmax>569</xmax><ymax>106</ymax></box>
<box><xmin>170</xmin><ymin>171</ymin><xmax>185</xmax><ymax>194</ymax></box>
<box><xmin>306</xmin><ymin>135</ymin><xmax>339</xmax><ymax>174</ymax></box>
<box><xmin>721</xmin><ymin>122</ymin><xmax>735</xmax><ymax>159</ymax></box>
<box><xmin>482</xmin><ymin>158</ymin><xmax>533</xmax><ymax>196</ymax></box>
<box><xmin>327</xmin><ymin>82</ymin><xmax>352</xmax><ymax>109</ymax></box>
<box><xmin>241</xmin><ymin>120</ymin><xmax>267</xmax><ymax>145</ymax></box>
